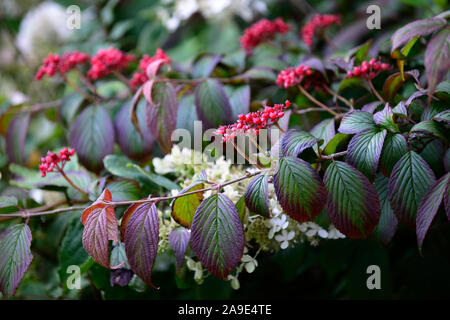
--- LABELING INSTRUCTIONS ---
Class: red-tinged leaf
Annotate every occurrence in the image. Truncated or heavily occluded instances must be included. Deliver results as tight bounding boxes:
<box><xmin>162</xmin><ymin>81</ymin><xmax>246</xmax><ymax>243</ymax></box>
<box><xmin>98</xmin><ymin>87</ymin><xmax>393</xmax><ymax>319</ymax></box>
<box><xmin>425</xmin><ymin>28</ymin><xmax>450</xmax><ymax>101</ymax></box>
<box><xmin>129</xmin><ymin>87</ymin><xmax>143</xmax><ymax>137</ymax></box>
<box><xmin>281</xmin><ymin>129</ymin><xmax>321</xmax><ymax>161</ymax></box>
<box><xmin>146</xmin><ymin>82</ymin><xmax>178</xmax><ymax>154</ymax></box>
<box><xmin>388</xmin><ymin>151</ymin><xmax>436</xmax><ymax>229</ymax></box>
<box><xmin>82</xmin><ymin>205</ymin><xmax>118</xmax><ymax>268</ymax></box>
<box><xmin>142</xmin><ymin>79</ymin><xmax>155</xmax><ymax>105</ymax></box>
<box><xmin>346</xmin><ymin>128</ymin><xmax>387</xmax><ymax>181</ymax></box>
<box><xmin>324</xmin><ymin>161</ymin><xmax>381</xmax><ymax>238</ymax></box>
<box><xmin>169</xmin><ymin>227</ymin><xmax>191</xmax><ymax>272</ymax></box>
<box><xmin>273</xmin><ymin>157</ymin><xmax>326</xmax><ymax>223</ymax></box>
<box><xmin>146</xmin><ymin>59</ymin><xmax>168</xmax><ymax>79</ymax></box>
<box><xmin>191</xmin><ymin>193</ymin><xmax>244</xmax><ymax>280</ymax></box>
<box><xmin>373</xmin><ymin>174</ymin><xmax>398</xmax><ymax>246</ymax></box>
<box><xmin>382</xmin><ymin>70</ymin><xmax>420</xmax><ymax>102</ymax></box>
<box><xmin>391</xmin><ymin>17</ymin><xmax>446</xmax><ymax>52</ymax></box>
<box><xmin>379</xmin><ymin>133</ymin><xmax>408</xmax><ymax>176</ymax></box>
<box><xmin>416</xmin><ymin>173</ymin><xmax>449</xmax><ymax>250</ymax></box>
<box><xmin>6</xmin><ymin>113</ymin><xmax>30</xmax><ymax>164</ymax></box>
<box><xmin>0</xmin><ymin>224</ymin><xmax>33</xmax><ymax>297</ymax></box>
<box><xmin>69</xmin><ymin>105</ymin><xmax>115</xmax><ymax>172</ymax></box>
<box><xmin>245</xmin><ymin>173</ymin><xmax>270</xmax><ymax>217</ymax></box>
<box><xmin>338</xmin><ymin>111</ymin><xmax>375</xmax><ymax>134</ymax></box>
<box><xmin>171</xmin><ymin>180</ymin><xmax>205</xmax><ymax>228</ymax></box>
<box><xmin>81</xmin><ymin>189</ymin><xmax>113</xmax><ymax>225</ymax></box>
<box><xmin>123</xmin><ymin>202</ymin><xmax>159</xmax><ymax>288</ymax></box>
<box><xmin>114</xmin><ymin>98</ymin><xmax>155</xmax><ymax>160</ymax></box>
<box><xmin>195</xmin><ymin>79</ymin><xmax>233</xmax><ymax>130</ymax></box>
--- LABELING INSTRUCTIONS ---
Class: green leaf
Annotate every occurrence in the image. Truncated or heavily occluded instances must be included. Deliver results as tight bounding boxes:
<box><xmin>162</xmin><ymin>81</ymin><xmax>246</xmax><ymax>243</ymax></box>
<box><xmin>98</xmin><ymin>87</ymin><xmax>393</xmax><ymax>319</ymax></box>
<box><xmin>388</xmin><ymin>151</ymin><xmax>436</xmax><ymax>228</ymax></box>
<box><xmin>273</xmin><ymin>157</ymin><xmax>326</xmax><ymax>222</ymax></box>
<box><xmin>338</xmin><ymin>77</ymin><xmax>370</xmax><ymax>92</ymax></box>
<box><xmin>323</xmin><ymin>133</ymin><xmax>351</xmax><ymax>156</ymax></box>
<box><xmin>382</xmin><ymin>70</ymin><xmax>419</xmax><ymax>102</ymax></box>
<box><xmin>191</xmin><ymin>54</ymin><xmax>221</xmax><ymax>78</ymax></box>
<box><xmin>103</xmin><ymin>155</ymin><xmax>179</xmax><ymax>191</ymax></box>
<box><xmin>106</xmin><ymin>179</ymin><xmax>141</xmax><ymax>201</ymax></box>
<box><xmin>425</xmin><ymin>27</ymin><xmax>450</xmax><ymax>98</ymax></box>
<box><xmin>195</xmin><ymin>79</ymin><xmax>233</xmax><ymax>130</ymax></box>
<box><xmin>244</xmin><ymin>173</ymin><xmax>270</xmax><ymax>218</ymax></box>
<box><xmin>281</xmin><ymin>129</ymin><xmax>320</xmax><ymax>161</ymax></box>
<box><xmin>241</xmin><ymin>67</ymin><xmax>277</xmax><ymax>81</ymax></box>
<box><xmin>0</xmin><ymin>224</ymin><xmax>33</xmax><ymax>297</ymax></box>
<box><xmin>235</xmin><ymin>195</ymin><xmax>246</xmax><ymax>223</ymax></box>
<box><xmin>59</xmin><ymin>214</ymin><xmax>91</xmax><ymax>288</ymax></box>
<box><xmin>373</xmin><ymin>174</ymin><xmax>398</xmax><ymax>246</ymax></box>
<box><xmin>373</xmin><ymin>104</ymin><xmax>399</xmax><ymax>132</ymax></box>
<box><xmin>224</xmin><ymin>85</ymin><xmax>250</xmax><ymax>120</ymax></box>
<box><xmin>379</xmin><ymin>133</ymin><xmax>408</xmax><ymax>176</ymax></box>
<box><xmin>171</xmin><ymin>180</ymin><xmax>205</xmax><ymax>228</ymax></box>
<box><xmin>410</xmin><ymin>120</ymin><xmax>449</xmax><ymax>142</ymax></box>
<box><xmin>59</xmin><ymin>92</ymin><xmax>85</xmax><ymax>126</ymax></box>
<box><xmin>338</xmin><ymin>111</ymin><xmax>376</xmax><ymax>134</ymax></box>
<box><xmin>346</xmin><ymin>128</ymin><xmax>387</xmax><ymax>180</ymax></box>
<box><xmin>0</xmin><ymin>196</ymin><xmax>18</xmax><ymax>209</ymax></box>
<box><xmin>310</xmin><ymin>118</ymin><xmax>336</xmax><ymax>148</ymax></box>
<box><xmin>324</xmin><ymin>161</ymin><xmax>381</xmax><ymax>238</ymax></box>
<box><xmin>191</xmin><ymin>194</ymin><xmax>244</xmax><ymax>279</ymax></box>
<box><xmin>433</xmin><ymin>110</ymin><xmax>450</xmax><ymax>124</ymax></box>
<box><xmin>5</xmin><ymin>113</ymin><xmax>30</xmax><ymax>164</ymax></box>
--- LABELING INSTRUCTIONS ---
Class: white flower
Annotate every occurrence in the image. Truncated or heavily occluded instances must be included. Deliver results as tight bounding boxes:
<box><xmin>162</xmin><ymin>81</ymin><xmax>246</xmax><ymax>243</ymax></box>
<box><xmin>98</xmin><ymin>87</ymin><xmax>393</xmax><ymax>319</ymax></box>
<box><xmin>153</xmin><ymin>156</ymin><xmax>176</xmax><ymax>174</ymax></box>
<box><xmin>267</xmin><ymin>214</ymin><xmax>289</xmax><ymax>239</ymax></box>
<box><xmin>275</xmin><ymin>230</ymin><xmax>295</xmax><ymax>249</ymax></box>
<box><xmin>318</xmin><ymin>229</ymin><xmax>329</xmax><ymax>238</ymax></box>
<box><xmin>16</xmin><ymin>2</ymin><xmax>73</xmax><ymax>61</ymax></box>
<box><xmin>223</xmin><ymin>185</ymin><xmax>240</xmax><ymax>202</ymax></box>
<box><xmin>328</xmin><ymin>226</ymin><xmax>346</xmax><ymax>239</ymax></box>
<box><xmin>227</xmin><ymin>274</ymin><xmax>240</xmax><ymax>290</ymax></box>
<box><xmin>186</xmin><ymin>258</ymin><xmax>204</xmax><ymax>283</ymax></box>
<box><xmin>241</xmin><ymin>254</ymin><xmax>258</xmax><ymax>273</ymax></box>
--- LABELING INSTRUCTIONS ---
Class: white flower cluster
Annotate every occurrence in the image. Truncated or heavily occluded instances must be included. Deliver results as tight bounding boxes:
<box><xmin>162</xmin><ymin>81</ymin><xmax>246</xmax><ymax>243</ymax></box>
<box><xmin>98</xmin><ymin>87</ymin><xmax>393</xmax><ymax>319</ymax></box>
<box><xmin>153</xmin><ymin>146</ymin><xmax>345</xmax><ymax>289</ymax></box>
<box><xmin>155</xmin><ymin>0</ymin><xmax>268</xmax><ymax>31</ymax></box>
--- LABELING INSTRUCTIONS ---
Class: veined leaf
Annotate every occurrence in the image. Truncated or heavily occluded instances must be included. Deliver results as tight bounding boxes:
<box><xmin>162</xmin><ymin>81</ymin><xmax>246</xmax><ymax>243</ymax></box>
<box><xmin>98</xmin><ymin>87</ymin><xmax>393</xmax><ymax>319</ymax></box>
<box><xmin>281</xmin><ymin>129</ymin><xmax>321</xmax><ymax>161</ymax></box>
<box><xmin>171</xmin><ymin>180</ymin><xmax>205</xmax><ymax>228</ymax></box>
<box><xmin>195</xmin><ymin>79</ymin><xmax>233</xmax><ymax>130</ymax></box>
<box><xmin>380</xmin><ymin>133</ymin><xmax>408</xmax><ymax>176</ymax></box>
<box><xmin>416</xmin><ymin>173</ymin><xmax>450</xmax><ymax>250</ymax></box>
<box><xmin>310</xmin><ymin>118</ymin><xmax>335</xmax><ymax>148</ymax></box>
<box><xmin>382</xmin><ymin>70</ymin><xmax>420</xmax><ymax>102</ymax></box>
<box><xmin>324</xmin><ymin>161</ymin><xmax>380</xmax><ymax>238</ymax></box>
<box><xmin>0</xmin><ymin>224</ymin><xmax>33</xmax><ymax>297</ymax></box>
<box><xmin>346</xmin><ymin>128</ymin><xmax>387</xmax><ymax>180</ymax></box>
<box><xmin>425</xmin><ymin>28</ymin><xmax>450</xmax><ymax>99</ymax></box>
<box><xmin>410</xmin><ymin>120</ymin><xmax>448</xmax><ymax>142</ymax></box>
<box><xmin>323</xmin><ymin>133</ymin><xmax>351</xmax><ymax>156</ymax></box>
<box><xmin>123</xmin><ymin>202</ymin><xmax>159</xmax><ymax>288</ymax></box>
<box><xmin>338</xmin><ymin>111</ymin><xmax>375</xmax><ymax>134</ymax></box>
<box><xmin>388</xmin><ymin>151</ymin><xmax>436</xmax><ymax>228</ymax></box>
<box><xmin>169</xmin><ymin>227</ymin><xmax>191</xmax><ymax>272</ymax></box>
<box><xmin>69</xmin><ymin>105</ymin><xmax>115</xmax><ymax>172</ymax></box>
<box><xmin>235</xmin><ymin>195</ymin><xmax>246</xmax><ymax>223</ymax></box>
<box><xmin>146</xmin><ymin>82</ymin><xmax>178</xmax><ymax>154</ymax></box>
<box><xmin>0</xmin><ymin>196</ymin><xmax>18</xmax><ymax>208</ymax></box>
<box><xmin>273</xmin><ymin>157</ymin><xmax>326</xmax><ymax>222</ymax></box>
<box><xmin>373</xmin><ymin>174</ymin><xmax>398</xmax><ymax>246</ymax></box>
<box><xmin>391</xmin><ymin>17</ymin><xmax>446</xmax><ymax>52</ymax></box>
<box><xmin>433</xmin><ymin>110</ymin><xmax>450</xmax><ymax>124</ymax></box>
<box><xmin>191</xmin><ymin>193</ymin><xmax>244</xmax><ymax>279</ymax></box>
<box><xmin>245</xmin><ymin>173</ymin><xmax>270</xmax><ymax>218</ymax></box>
<box><xmin>373</xmin><ymin>104</ymin><xmax>399</xmax><ymax>132</ymax></box>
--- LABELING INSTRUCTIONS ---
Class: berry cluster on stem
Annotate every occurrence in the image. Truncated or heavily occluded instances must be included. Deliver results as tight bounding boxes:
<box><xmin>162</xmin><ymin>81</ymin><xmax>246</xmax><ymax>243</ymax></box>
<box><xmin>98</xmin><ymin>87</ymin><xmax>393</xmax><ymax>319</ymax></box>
<box><xmin>346</xmin><ymin>58</ymin><xmax>392</xmax><ymax>79</ymax></box>
<box><xmin>301</xmin><ymin>14</ymin><xmax>341</xmax><ymax>46</ymax></box>
<box><xmin>39</xmin><ymin>147</ymin><xmax>75</xmax><ymax>177</ymax></box>
<box><xmin>130</xmin><ymin>48</ymin><xmax>171</xmax><ymax>89</ymax></box>
<box><xmin>35</xmin><ymin>51</ymin><xmax>90</xmax><ymax>80</ymax></box>
<box><xmin>240</xmin><ymin>18</ymin><xmax>290</xmax><ymax>54</ymax></box>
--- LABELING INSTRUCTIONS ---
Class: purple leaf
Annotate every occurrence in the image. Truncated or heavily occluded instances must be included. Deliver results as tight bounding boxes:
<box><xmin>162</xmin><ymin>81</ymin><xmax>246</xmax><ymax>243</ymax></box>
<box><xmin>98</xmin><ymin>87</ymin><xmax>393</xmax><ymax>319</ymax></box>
<box><xmin>191</xmin><ymin>193</ymin><xmax>244</xmax><ymax>280</ymax></box>
<box><xmin>362</xmin><ymin>101</ymin><xmax>383</xmax><ymax>113</ymax></box>
<box><xmin>380</xmin><ymin>133</ymin><xmax>408</xmax><ymax>176</ymax></box>
<box><xmin>195</xmin><ymin>79</ymin><xmax>233</xmax><ymax>130</ymax></box>
<box><xmin>0</xmin><ymin>224</ymin><xmax>33</xmax><ymax>297</ymax></box>
<box><xmin>110</xmin><ymin>268</ymin><xmax>134</xmax><ymax>287</ymax></box>
<box><xmin>301</xmin><ymin>57</ymin><xmax>326</xmax><ymax>76</ymax></box>
<box><xmin>346</xmin><ymin>128</ymin><xmax>387</xmax><ymax>181</ymax></box>
<box><xmin>192</xmin><ymin>54</ymin><xmax>222</xmax><ymax>78</ymax></box>
<box><xmin>169</xmin><ymin>227</ymin><xmax>191</xmax><ymax>272</ymax></box>
<box><xmin>146</xmin><ymin>82</ymin><xmax>178</xmax><ymax>154</ymax></box>
<box><xmin>274</xmin><ymin>157</ymin><xmax>326</xmax><ymax>223</ymax></box>
<box><xmin>338</xmin><ymin>111</ymin><xmax>375</xmax><ymax>134</ymax></box>
<box><xmin>123</xmin><ymin>202</ymin><xmax>159</xmax><ymax>288</ymax></box>
<box><xmin>373</xmin><ymin>174</ymin><xmax>398</xmax><ymax>246</ymax></box>
<box><xmin>6</xmin><ymin>113</ymin><xmax>30</xmax><ymax>164</ymax></box>
<box><xmin>114</xmin><ymin>98</ymin><xmax>155</xmax><ymax>160</ymax></box>
<box><xmin>425</xmin><ymin>28</ymin><xmax>450</xmax><ymax>100</ymax></box>
<box><xmin>310</xmin><ymin>118</ymin><xmax>335</xmax><ymax>147</ymax></box>
<box><xmin>391</xmin><ymin>17</ymin><xmax>446</xmax><ymax>52</ymax></box>
<box><xmin>388</xmin><ymin>151</ymin><xmax>436</xmax><ymax>229</ymax></box>
<box><xmin>373</xmin><ymin>104</ymin><xmax>399</xmax><ymax>132</ymax></box>
<box><xmin>245</xmin><ymin>173</ymin><xmax>270</xmax><ymax>217</ymax></box>
<box><xmin>406</xmin><ymin>90</ymin><xmax>428</xmax><ymax>107</ymax></box>
<box><xmin>224</xmin><ymin>85</ymin><xmax>250</xmax><ymax>120</ymax></box>
<box><xmin>69</xmin><ymin>105</ymin><xmax>115</xmax><ymax>172</ymax></box>
<box><xmin>416</xmin><ymin>172</ymin><xmax>450</xmax><ymax>250</ymax></box>
<box><xmin>281</xmin><ymin>129</ymin><xmax>321</xmax><ymax>159</ymax></box>
<box><xmin>324</xmin><ymin>161</ymin><xmax>380</xmax><ymax>238</ymax></box>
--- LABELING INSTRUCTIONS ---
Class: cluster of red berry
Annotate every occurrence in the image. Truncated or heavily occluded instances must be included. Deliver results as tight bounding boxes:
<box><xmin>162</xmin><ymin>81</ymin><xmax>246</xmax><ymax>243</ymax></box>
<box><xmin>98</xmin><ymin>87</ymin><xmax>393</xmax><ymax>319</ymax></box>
<box><xmin>346</xmin><ymin>59</ymin><xmax>392</xmax><ymax>79</ymax></box>
<box><xmin>87</xmin><ymin>47</ymin><xmax>135</xmax><ymax>80</ymax></box>
<box><xmin>39</xmin><ymin>148</ymin><xmax>75</xmax><ymax>177</ymax></box>
<box><xmin>35</xmin><ymin>51</ymin><xmax>90</xmax><ymax>80</ymax></box>
<box><xmin>216</xmin><ymin>100</ymin><xmax>291</xmax><ymax>142</ymax></box>
<box><xmin>130</xmin><ymin>48</ymin><xmax>171</xmax><ymax>89</ymax></box>
<box><xmin>276</xmin><ymin>65</ymin><xmax>328</xmax><ymax>91</ymax></box>
<box><xmin>240</xmin><ymin>18</ymin><xmax>290</xmax><ymax>54</ymax></box>
<box><xmin>301</xmin><ymin>14</ymin><xmax>341</xmax><ymax>46</ymax></box>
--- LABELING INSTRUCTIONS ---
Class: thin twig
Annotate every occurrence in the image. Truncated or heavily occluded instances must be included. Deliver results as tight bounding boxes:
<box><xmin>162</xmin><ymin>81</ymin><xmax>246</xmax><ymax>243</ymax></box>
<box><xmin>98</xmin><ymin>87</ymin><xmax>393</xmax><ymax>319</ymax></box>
<box><xmin>317</xmin><ymin>150</ymin><xmax>348</xmax><ymax>161</ymax></box>
<box><xmin>2</xmin><ymin>100</ymin><xmax>61</xmax><ymax>115</ymax></box>
<box><xmin>367</xmin><ymin>78</ymin><xmax>385</xmax><ymax>103</ymax></box>
<box><xmin>323</xmin><ymin>85</ymin><xmax>353</xmax><ymax>108</ymax></box>
<box><xmin>56</xmin><ymin>165</ymin><xmax>89</xmax><ymax>197</ymax></box>
<box><xmin>297</xmin><ymin>85</ymin><xmax>338</xmax><ymax>116</ymax></box>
